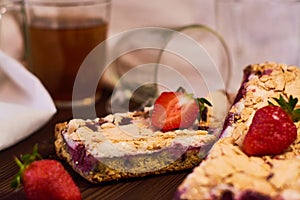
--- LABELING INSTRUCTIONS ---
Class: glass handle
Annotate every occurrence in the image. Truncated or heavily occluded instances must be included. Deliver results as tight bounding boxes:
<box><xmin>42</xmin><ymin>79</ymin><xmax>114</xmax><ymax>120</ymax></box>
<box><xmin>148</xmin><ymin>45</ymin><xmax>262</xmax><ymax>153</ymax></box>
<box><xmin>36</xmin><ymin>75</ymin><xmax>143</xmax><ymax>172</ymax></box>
<box><xmin>155</xmin><ymin>24</ymin><xmax>232</xmax><ymax>96</ymax></box>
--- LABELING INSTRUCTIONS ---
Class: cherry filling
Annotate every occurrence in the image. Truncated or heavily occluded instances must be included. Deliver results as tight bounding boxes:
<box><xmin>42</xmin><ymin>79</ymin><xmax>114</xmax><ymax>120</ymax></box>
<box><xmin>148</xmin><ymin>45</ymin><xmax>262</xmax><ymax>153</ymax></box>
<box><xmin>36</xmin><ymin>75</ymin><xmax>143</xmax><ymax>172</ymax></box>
<box><xmin>61</xmin><ymin>115</ymin><xmax>216</xmax><ymax>176</ymax></box>
<box><xmin>218</xmin><ymin>190</ymin><xmax>271</xmax><ymax>200</ymax></box>
<box><xmin>238</xmin><ymin>190</ymin><xmax>271</xmax><ymax>200</ymax></box>
<box><xmin>65</xmin><ymin>142</ymin><xmax>98</xmax><ymax>173</ymax></box>
<box><xmin>220</xmin><ymin>66</ymin><xmax>273</xmax><ymax>138</ymax></box>
<box><xmin>63</xmin><ymin>133</ymin><xmax>208</xmax><ymax>175</ymax></box>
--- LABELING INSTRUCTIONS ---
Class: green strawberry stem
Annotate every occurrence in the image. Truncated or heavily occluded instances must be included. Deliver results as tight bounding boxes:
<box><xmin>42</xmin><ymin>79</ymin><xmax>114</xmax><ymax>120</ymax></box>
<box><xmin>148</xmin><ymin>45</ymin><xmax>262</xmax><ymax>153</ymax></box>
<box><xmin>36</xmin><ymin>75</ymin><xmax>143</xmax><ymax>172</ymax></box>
<box><xmin>10</xmin><ymin>144</ymin><xmax>42</xmax><ymax>189</ymax></box>
<box><xmin>197</xmin><ymin>97</ymin><xmax>212</xmax><ymax>122</ymax></box>
<box><xmin>268</xmin><ymin>95</ymin><xmax>300</xmax><ymax>122</ymax></box>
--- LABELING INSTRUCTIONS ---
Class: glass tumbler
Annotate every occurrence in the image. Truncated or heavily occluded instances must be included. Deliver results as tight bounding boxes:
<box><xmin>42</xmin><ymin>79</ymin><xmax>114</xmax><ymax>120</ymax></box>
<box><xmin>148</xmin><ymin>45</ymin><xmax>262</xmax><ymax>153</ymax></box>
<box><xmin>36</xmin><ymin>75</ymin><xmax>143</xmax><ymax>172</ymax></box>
<box><xmin>216</xmin><ymin>0</ymin><xmax>300</xmax><ymax>92</ymax></box>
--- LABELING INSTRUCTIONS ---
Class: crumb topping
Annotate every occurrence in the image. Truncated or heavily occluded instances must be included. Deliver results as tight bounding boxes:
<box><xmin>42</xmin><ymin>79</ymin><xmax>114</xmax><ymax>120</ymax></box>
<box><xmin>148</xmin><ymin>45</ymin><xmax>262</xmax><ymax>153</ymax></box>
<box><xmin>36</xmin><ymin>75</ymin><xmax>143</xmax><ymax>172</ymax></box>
<box><xmin>223</xmin><ymin>62</ymin><xmax>300</xmax><ymax>150</ymax></box>
<box><xmin>62</xmin><ymin>111</ymin><xmax>217</xmax><ymax>158</ymax></box>
<box><xmin>178</xmin><ymin>138</ymin><xmax>300</xmax><ymax>199</ymax></box>
<box><xmin>178</xmin><ymin>62</ymin><xmax>300</xmax><ymax>200</ymax></box>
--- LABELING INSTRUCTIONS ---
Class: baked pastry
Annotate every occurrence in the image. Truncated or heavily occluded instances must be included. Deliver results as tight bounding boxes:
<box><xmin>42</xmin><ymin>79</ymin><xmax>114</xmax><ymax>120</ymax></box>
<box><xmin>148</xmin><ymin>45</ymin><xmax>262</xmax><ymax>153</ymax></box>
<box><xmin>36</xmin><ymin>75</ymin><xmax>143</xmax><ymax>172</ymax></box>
<box><xmin>54</xmin><ymin>91</ymin><xmax>228</xmax><ymax>183</ymax></box>
<box><xmin>176</xmin><ymin>62</ymin><xmax>300</xmax><ymax>199</ymax></box>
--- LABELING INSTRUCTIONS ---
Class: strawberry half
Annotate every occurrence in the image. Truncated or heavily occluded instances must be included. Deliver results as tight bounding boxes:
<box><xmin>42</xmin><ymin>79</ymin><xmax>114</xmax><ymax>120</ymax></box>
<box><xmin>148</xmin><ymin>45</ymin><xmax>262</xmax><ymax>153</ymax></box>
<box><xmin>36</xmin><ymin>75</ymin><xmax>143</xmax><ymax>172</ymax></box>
<box><xmin>151</xmin><ymin>90</ymin><xmax>201</xmax><ymax>131</ymax></box>
<box><xmin>11</xmin><ymin>145</ymin><xmax>81</xmax><ymax>200</ymax></box>
<box><xmin>242</xmin><ymin>95</ymin><xmax>299</xmax><ymax>156</ymax></box>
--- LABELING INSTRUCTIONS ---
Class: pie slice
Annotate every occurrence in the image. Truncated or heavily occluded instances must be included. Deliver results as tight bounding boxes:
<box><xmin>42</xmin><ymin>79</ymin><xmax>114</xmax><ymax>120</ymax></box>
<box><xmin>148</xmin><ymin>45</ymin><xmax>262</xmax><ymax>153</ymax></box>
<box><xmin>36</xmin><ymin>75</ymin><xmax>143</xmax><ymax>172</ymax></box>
<box><xmin>176</xmin><ymin>62</ymin><xmax>300</xmax><ymax>200</ymax></box>
<box><xmin>54</xmin><ymin>91</ymin><xmax>228</xmax><ymax>183</ymax></box>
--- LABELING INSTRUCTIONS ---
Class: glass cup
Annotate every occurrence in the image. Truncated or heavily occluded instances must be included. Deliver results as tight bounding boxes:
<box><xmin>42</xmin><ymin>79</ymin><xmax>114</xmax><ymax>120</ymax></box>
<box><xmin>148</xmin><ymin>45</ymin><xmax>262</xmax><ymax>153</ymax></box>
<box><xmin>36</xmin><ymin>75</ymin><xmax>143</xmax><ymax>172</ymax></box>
<box><xmin>215</xmin><ymin>0</ymin><xmax>300</xmax><ymax>93</ymax></box>
<box><xmin>156</xmin><ymin>25</ymin><xmax>231</xmax><ymax>97</ymax></box>
<box><xmin>0</xmin><ymin>0</ymin><xmax>111</xmax><ymax>107</ymax></box>
<box><xmin>26</xmin><ymin>0</ymin><xmax>111</xmax><ymax>107</ymax></box>
<box><xmin>0</xmin><ymin>0</ymin><xmax>25</xmax><ymax>61</ymax></box>
<box><xmin>0</xmin><ymin>0</ymin><xmax>26</xmax><ymax>91</ymax></box>
<box><xmin>105</xmin><ymin>25</ymin><xmax>231</xmax><ymax>114</ymax></box>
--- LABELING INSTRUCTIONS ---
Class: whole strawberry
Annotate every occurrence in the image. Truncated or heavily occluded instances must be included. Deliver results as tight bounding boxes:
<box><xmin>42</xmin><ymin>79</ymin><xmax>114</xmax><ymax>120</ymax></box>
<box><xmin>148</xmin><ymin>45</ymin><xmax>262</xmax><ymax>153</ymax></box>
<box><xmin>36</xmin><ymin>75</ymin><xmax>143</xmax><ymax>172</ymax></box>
<box><xmin>243</xmin><ymin>95</ymin><xmax>299</xmax><ymax>156</ymax></box>
<box><xmin>11</xmin><ymin>145</ymin><xmax>81</xmax><ymax>200</ymax></box>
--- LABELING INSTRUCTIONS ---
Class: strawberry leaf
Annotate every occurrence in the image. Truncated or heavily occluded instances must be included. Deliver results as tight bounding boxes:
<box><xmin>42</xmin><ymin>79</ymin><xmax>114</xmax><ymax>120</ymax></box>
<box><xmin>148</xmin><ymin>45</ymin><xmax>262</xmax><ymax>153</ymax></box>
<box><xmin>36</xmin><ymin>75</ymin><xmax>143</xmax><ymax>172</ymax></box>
<box><xmin>11</xmin><ymin>144</ymin><xmax>42</xmax><ymax>189</ymax></box>
<box><xmin>289</xmin><ymin>95</ymin><xmax>298</xmax><ymax>110</ymax></box>
<box><xmin>197</xmin><ymin>97</ymin><xmax>212</xmax><ymax>107</ymax></box>
<box><xmin>197</xmin><ymin>98</ymin><xmax>212</xmax><ymax>122</ymax></box>
<box><xmin>10</xmin><ymin>175</ymin><xmax>20</xmax><ymax>189</ymax></box>
<box><xmin>269</xmin><ymin>95</ymin><xmax>300</xmax><ymax>122</ymax></box>
<box><xmin>268</xmin><ymin>101</ymin><xmax>275</xmax><ymax>106</ymax></box>
<box><xmin>21</xmin><ymin>144</ymin><xmax>41</xmax><ymax>166</ymax></box>
<box><xmin>292</xmin><ymin>108</ymin><xmax>300</xmax><ymax>122</ymax></box>
<box><xmin>10</xmin><ymin>157</ymin><xmax>23</xmax><ymax>189</ymax></box>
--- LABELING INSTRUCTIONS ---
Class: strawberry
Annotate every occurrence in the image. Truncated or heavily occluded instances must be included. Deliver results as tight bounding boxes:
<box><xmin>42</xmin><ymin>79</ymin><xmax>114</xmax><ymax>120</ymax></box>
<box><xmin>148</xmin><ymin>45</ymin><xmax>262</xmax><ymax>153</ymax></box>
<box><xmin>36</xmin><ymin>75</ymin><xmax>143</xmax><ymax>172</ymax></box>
<box><xmin>242</xmin><ymin>95</ymin><xmax>299</xmax><ymax>156</ymax></box>
<box><xmin>151</xmin><ymin>89</ymin><xmax>211</xmax><ymax>131</ymax></box>
<box><xmin>11</xmin><ymin>145</ymin><xmax>81</xmax><ymax>200</ymax></box>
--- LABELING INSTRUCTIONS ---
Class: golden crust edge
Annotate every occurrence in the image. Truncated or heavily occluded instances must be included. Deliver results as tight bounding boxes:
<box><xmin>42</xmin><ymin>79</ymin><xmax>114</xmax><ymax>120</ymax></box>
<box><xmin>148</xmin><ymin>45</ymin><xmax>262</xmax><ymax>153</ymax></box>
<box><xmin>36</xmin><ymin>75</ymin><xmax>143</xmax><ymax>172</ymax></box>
<box><xmin>53</xmin><ymin>121</ymin><xmax>213</xmax><ymax>184</ymax></box>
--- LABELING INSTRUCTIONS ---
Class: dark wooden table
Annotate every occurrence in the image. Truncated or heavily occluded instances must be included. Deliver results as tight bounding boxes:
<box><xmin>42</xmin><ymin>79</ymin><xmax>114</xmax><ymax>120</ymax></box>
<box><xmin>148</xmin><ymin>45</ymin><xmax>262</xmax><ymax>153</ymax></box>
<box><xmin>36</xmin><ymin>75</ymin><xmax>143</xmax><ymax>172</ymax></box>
<box><xmin>0</xmin><ymin>89</ymin><xmax>190</xmax><ymax>200</ymax></box>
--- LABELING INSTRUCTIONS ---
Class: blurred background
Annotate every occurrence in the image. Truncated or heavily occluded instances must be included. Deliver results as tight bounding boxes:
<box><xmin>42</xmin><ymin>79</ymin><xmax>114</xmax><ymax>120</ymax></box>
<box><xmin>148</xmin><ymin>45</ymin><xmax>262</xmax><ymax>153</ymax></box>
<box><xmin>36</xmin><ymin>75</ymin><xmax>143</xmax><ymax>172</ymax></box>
<box><xmin>1</xmin><ymin>0</ymin><xmax>215</xmax><ymax>60</ymax></box>
<box><xmin>2</xmin><ymin>0</ymin><xmax>300</xmax><ymax>102</ymax></box>
<box><xmin>109</xmin><ymin>0</ymin><xmax>214</xmax><ymax>35</ymax></box>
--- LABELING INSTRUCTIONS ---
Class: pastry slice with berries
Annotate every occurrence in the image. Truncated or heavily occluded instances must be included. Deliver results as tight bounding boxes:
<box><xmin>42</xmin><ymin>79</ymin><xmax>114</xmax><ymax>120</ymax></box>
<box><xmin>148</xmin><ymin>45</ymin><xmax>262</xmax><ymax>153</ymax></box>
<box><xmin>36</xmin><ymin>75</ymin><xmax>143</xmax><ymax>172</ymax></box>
<box><xmin>54</xmin><ymin>89</ymin><xmax>228</xmax><ymax>183</ymax></box>
<box><xmin>176</xmin><ymin>62</ymin><xmax>300</xmax><ymax>200</ymax></box>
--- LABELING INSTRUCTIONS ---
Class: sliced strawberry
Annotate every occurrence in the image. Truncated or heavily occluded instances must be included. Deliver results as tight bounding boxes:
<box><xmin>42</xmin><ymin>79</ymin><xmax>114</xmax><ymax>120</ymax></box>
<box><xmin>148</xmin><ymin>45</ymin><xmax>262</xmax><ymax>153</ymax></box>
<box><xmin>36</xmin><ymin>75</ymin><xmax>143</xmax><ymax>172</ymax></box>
<box><xmin>151</xmin><ymin>91</ymin><xmax>199</xmax><ymax>131</ymax></box>
<box><xmin>243</xmin><ymin>95</ymin><xmax>299</xmax><ymax>156</ymax></box>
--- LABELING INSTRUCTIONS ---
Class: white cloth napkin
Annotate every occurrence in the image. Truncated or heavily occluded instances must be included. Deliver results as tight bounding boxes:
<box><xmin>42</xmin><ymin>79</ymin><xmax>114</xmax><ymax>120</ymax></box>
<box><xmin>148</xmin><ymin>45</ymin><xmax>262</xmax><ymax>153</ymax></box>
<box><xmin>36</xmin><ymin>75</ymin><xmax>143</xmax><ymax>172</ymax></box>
<box><xmin>0</xmin><ymin>50</ymin><xmax>57</xmax><ymax>151</ymax></box>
